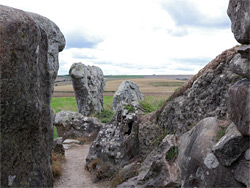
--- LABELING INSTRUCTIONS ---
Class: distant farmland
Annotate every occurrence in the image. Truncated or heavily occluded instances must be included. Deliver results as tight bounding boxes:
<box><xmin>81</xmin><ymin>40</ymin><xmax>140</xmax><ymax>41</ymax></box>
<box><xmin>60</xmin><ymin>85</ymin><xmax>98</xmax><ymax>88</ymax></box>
<box><xmin>53</xmin><ymin>75</ymin><xmax>193</xmax><ymax>97</ymax></box>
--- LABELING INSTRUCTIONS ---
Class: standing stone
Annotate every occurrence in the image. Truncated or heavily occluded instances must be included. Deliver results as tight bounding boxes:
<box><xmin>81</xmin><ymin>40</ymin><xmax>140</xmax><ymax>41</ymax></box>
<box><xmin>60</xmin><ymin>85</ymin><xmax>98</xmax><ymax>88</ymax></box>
<box><xmin>0</xmin><ymin>5</ymin><xmax>65</xmax><ymax>187</ymax></box>
<box><xmin>69</xmin><ymin>63</ymin><xmax>105</xmax><ymax>116</ymax></box>
<box><xmin>227</xmin><ymin>0</ymin><xmax>250</xmax><ymax>44</ymax></box>
<box><xmin>28</xmin><ymin>12</ymin><xmax>66</xmax><ymax>94</ymax></box>
<box><xmin>228</xmin><ymin>79</ymin><xmax>250</xmax><ymax>136</ymax></box>
<box><xmin>112</xmin><ymin>81</ymin><xmax>144</xmax><ymax>111</ymax></box>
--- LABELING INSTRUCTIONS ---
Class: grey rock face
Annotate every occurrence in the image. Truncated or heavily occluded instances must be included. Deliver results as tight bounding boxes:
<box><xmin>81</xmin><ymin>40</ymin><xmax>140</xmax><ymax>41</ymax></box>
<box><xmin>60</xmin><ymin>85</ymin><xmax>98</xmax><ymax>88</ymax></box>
<box><xmin>212</xmin><ymin>123</ymin><xmax>249</xmax><ymax>166</ymax></box>
<box><xmin>234</xmin><ymin>159</ymin><xmax>250</xmax><ymax>187</ymax></box>
<box><xmin>245</xmin><ymin>149</ymin><xmax>250</xmax><ymax>160</ymax></box>
<box><xmin>28</xmin><ymin>12</ymin><xmax>66</xmax><ymax>94</ymax></box>
<box><xmin>227</xmin><ymin>0</ymin><xmax>250</xmax><ymax>44</ymax></box>
<box><xmin>118</xmin><ymin>135</ymin><xmax>180</xmax><ymax>188</ymax></box>
<box><xmin>0</xmin><ymin>5</ymin><xmax>65</xmax><ymax>187</ymax></box>
<box><xmin>54</xmin><ymin>111</ymin><xmax>103</xmax><ymax>140</ymax></box>
<box><xmin>158</xmin><ymin>49</ymin><xmax>238</xmax><ymax>135</ymax></box>
<box><xmin>229</xmin><ymin>53</ymin><xmax>250</xmax><ymax>79</ymax></box>
<box><xmin>69</xmin><ymin>63</ymin><xmax>105</xmax><ymax>116</ymax></box>
<box><xmin>53</xmin><ymin>137</ymin><xmax>65</xmax><ymax>155</ymax></box>
<box><xmin>112</xmin><ymin>81</ymin><xmax>144</xmax><ymax>111</ymax></box>
<box><xmin>228</xmin><ymin>79</ymin><xmax>250</xmax><ymax>136</ymax></box>
<box><xmin>138</xmin><ymin>112</ymin><xmax>161</xmax><ymax>156</ymax></box>
<box><xmin>177</xmin><ymin>117</ymin><xmax>243</xmax><ymax>188</ymax></box>
<box><xmin>86</xmin><ymin>108</ymin><xmax>141</xmax><ymax>171</ymax></box>
<box><xmin>238</xmin><ymin>44</ymin><xmax>250</xmax><ymax>59</ymax></box>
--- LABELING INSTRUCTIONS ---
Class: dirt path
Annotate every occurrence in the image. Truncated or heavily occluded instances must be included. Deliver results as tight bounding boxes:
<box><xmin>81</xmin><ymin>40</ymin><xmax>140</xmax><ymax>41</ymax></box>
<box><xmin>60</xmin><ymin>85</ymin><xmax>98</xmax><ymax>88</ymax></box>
<box><xmin>54</xmin><ymin>144</ymin><xmax>109</xmax><ymax>188</ymax></box>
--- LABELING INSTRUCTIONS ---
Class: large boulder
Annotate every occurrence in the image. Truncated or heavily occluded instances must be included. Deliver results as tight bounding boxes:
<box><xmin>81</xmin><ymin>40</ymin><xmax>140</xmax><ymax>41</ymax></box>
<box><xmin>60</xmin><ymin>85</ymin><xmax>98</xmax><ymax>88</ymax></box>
<box><xmin>229</xmin><ymin>53</ymin><xmax>250</xmax><ymax>79</ymax></box>
<box><xmin>238</xmin><ymin>45</ymin><xmax>250</xmax><ymax>59</ymax></box>
<box><xmin>54</xmin><ymin>111</ymin><xmax>103</xmax><ymax>140</ymax></box>
<box><xmin>158</xmin><ymin>48</ymin><xmax>238</xmax><ymax>135</ymax></box>
<box><xmin>177</xmin><ymin>117</ymin><xmax>244</xmax><ymax>188</ymax></box>
<box><xmin>234</xmin><ymin>159</ymin><xmax>250</xmax><ymax>187</ymax></box>
<box><xmin>228</xmin><ymin>79</ymin><xmax>250</xmax><ymax>136</ymax></box>
<box><xmin>0</xmin><ymin>5</ymin><xmax>65</xmax><ymax>187</ymax></box>
<box><xmin>227</xmin><ymin>0</ymin><xmax>250</xmax><ymax>44</ymax></box>
<box><xmin>86</xmin><ymin>107</ymin><xmax>141</xmax><ymax>173</ymax></box>
<box><xmin>112</xmin><ymin>81</ymin><xmax>144</xmax><ymax>112</ymax></box>
<box><xmin>118</xmin><ymin>135</ymin><xmax>180</xmax><ymax>188</ymax></box>
<box><xmin>212</xmin><ymin>123</ymin><xmax>249</xmax><ymax>166</ymax></box>
<box><xmin>69</xmin><ymin>63</ymin><xmax>105</xmax><ymax>116</ymax></box>
<box><xmin>53</xmin><ymin>137</ymin><xmax>65</xmax><ymax>155</ymax></box>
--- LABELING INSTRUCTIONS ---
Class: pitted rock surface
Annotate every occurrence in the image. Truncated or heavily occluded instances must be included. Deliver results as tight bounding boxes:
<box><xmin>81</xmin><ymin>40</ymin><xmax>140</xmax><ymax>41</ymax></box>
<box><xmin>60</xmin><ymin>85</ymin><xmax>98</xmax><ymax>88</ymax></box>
<box><xmin>229</xmin><ymin>53</ymin><xmax>250</xmax><ymax>79</ymax></box>
<box><xmin>54</xmin><ymin>111</ymin><xmax>103</xmax><ymax>140</ymax></box>
<box><xmin>158</xmin><ymin>48</ymin><xmax>239</xmax><ymax>135</ymax></box>
<box><xmin>227</xmin><ymin>0</ymin><xmax>250</xmax><ymax>44</ymax></box>
<box><xmin>0</xmin><ymin>5</ymin><xmax>65</xmax><ymax>187</ymax></box>
<box><xmin>86</xmin><ymin>108</ymin><xmax>141</xmax><ymax>171</ymax></box>
<box><xmin>212</xmin><ymin>122</ymin><xmax>249</xmax><ymax>166</ymax></box>
<box><xmin>112</xmin><ymin>81</ymin><xmax>144</xmax><ymax>112</ymax></box>
<box><xmin>228</xmin><ymin>79</ymin><xmax>250</xmax><ymax>136</ymax></box>
<box><xmin>177</xmin><ymin>117</ymin><xmax>243</xmax><ymax>188</ymax></box>
<box><xmin>118</xmin><ymin>135</ymin><xmax>180</xmax><ymax>188</ymax></box>
<box><xmin>69</xmin><ymin>63</ymin><xmax>105</xmax><ymax>116</ymax></box>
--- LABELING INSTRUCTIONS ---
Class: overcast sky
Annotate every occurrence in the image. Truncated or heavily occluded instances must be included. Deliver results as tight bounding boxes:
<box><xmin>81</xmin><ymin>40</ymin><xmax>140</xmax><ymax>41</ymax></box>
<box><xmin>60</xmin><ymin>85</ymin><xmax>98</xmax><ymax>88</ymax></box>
<box><xmin>1</xmin><ymin>0</ymin><xmax>238</xmax><ymax>75</ymax></box>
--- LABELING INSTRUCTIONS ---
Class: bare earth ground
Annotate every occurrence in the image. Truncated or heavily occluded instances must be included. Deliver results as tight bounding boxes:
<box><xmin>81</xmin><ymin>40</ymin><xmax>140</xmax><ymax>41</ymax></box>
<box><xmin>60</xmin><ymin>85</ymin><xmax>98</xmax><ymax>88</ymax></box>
<box><xmin>54</xmin><ymin>144</ymin><xmax>110</xmax><ymax>188</ymax></box>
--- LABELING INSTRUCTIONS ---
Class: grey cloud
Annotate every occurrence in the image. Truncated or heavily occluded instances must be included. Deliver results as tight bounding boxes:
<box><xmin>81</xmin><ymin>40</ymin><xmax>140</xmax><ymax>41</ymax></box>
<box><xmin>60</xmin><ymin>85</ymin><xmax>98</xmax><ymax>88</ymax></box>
<box><xmin>161</xmin><ymin>0</ymin><xmax>230</xmax><ymax>29</ymax></box>
<box><xmin>65</xmin><ymin>31</ymin><xmax>103</xmax><ymax>49</ymax></box>
<box><xmin>73</xmin><ymin>54</ymin><xmax>96</xmax><ymax>60</ymax></box>
<box><xmin>174</xmin><ymin>67</ymin><xmax>195</xmax><ymax>71</ymax></box>
<box><xmin>93</xmin><ymin>61</ymin><xmax>112</xmax><ymax>65</ymax></box>
<box><xmin>171</xmin><ymin>57</ymin><xmax>210</xmax><ymax>66</ymax></box>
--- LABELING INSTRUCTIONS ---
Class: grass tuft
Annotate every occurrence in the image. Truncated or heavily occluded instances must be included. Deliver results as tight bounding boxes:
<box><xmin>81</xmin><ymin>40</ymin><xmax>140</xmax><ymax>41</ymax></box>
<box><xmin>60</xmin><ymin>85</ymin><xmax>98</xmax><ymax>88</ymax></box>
<box><xmin>94</xmin><ymin>109</ymin><xmax>114</xmax><ymax>123</ymax></box>
<box><xmin>165</xmin><ymin>146</ymin><xmax>178</xmax><ymax>164</ymax></box>
<box><xmin>216</xmin><ymin>126</ymin><xmax>227</xmax><ymax>141</ymax></box>
<box><xmin>124</xmin><ymin>105</ymin><xmax>135</xmax><ymax>113</ymax></box>
<box><xmin>51</xmin><ymin>152</ymin><xmax>65</xmax><ymax>180</ymax></box>
<box><xmin>150</xmin><ymin>126</ymin><xmax>167</xmax><ymax>147</ymax></box>
<box><xmin>139</xmin><ymin>96</ymin><xmax>166</xmax><ymax>114</ymax></box>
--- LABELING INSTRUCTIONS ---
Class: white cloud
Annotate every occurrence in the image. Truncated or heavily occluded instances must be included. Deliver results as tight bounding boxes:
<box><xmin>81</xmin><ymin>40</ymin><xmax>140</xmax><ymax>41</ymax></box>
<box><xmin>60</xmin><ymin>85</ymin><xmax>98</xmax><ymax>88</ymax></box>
<box><xmin>1</xmin><ymin>0</ymin><xmax>238</xmax><ymax>75</ymax></box>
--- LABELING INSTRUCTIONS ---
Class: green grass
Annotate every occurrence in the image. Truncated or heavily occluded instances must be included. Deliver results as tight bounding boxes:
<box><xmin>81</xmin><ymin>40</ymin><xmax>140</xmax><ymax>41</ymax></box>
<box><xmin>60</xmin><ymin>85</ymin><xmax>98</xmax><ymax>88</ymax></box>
<box><xmin>51</xmin><ymin>96</ymin><xmax>166</xmax><ymax>138</ymax></box>
<box><xmin>51</xmin><ymin>97</ymin><xmax>77</xmax><ymax>114</ymax></box>
<box><xmin>140</xmin><ymin>96</ymin><xmax>166</xmax><ymax>114</ymax></box>
<box><xmin>216</xmin><ymin>126</ymin><xmax>227</xmax><ymax>141</ymax></box>
<box><xmin>165</xmin><ymin>146</ymin><xmax>178</xmax><ymax>163</ymax></box>
<box><xmin>149</xmin><ymin>82</ymin><xmax>184</xmax><ymax>87</ymax></box>
<box><xmin>124</xmin><ymin>105</ymin><xmax>136</xmax><ymax>113</ymax></box>
<box><xmin>94</xmin><ymin>96</ymin><xmax>114</xmax><ymax>123</ymax></box>
<box><xmin>54</xmin><ymin>126</ymin><xmax>59</xmax><ymax>139</ymax></box>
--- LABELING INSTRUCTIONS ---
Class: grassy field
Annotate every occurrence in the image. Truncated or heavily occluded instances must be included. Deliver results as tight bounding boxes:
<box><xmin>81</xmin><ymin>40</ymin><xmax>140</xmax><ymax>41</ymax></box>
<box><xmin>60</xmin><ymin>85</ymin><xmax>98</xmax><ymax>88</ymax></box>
<box><xmin>52</xmin><ymin>95</ymin><xmax>166</xmax><ymax>138</ymax></box>
<box><xmin>52</xmin><ymin>76</ymin><xmax>190</xmax><ymax>138</ymax></box>
<box><xmin>53</xmin><ymin>78</ymin><xmax>185</xmax><ymax>97</ymax></box>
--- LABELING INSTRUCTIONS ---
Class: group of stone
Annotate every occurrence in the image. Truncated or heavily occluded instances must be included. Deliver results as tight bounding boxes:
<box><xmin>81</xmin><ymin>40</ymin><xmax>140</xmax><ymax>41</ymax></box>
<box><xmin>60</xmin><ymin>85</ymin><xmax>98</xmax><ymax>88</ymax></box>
<box><xmin>1</xmin><ymin>0</ymin><xmax>249</xmax><ymax>187</ymax></box>
<box><xmin>85</xmin><ymin>0</ymin><xmax>250</xmax><ymax>188</ymax></box>
<box><xmin>54</xmin><ymin>62</ymin><xmax>145</xmax><ymax>143</ymax></box>
<box><xmin>0</xmin><ymin>4</ymin><xmax>145</xmax><ymax>187</ymax></box>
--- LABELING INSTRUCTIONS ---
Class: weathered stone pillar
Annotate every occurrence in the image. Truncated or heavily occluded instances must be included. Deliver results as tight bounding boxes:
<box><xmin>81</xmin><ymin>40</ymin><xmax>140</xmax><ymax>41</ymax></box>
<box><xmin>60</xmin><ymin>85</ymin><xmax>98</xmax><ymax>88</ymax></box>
<box><xmin>69</xmin><ymin>63</ymin><xmax>105</xmax><ymax>116</ymax></box>
<box><xmin>0</xmin><ymin>5</ymin><xmax>65</xmax><ymax>187</ymax></box>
